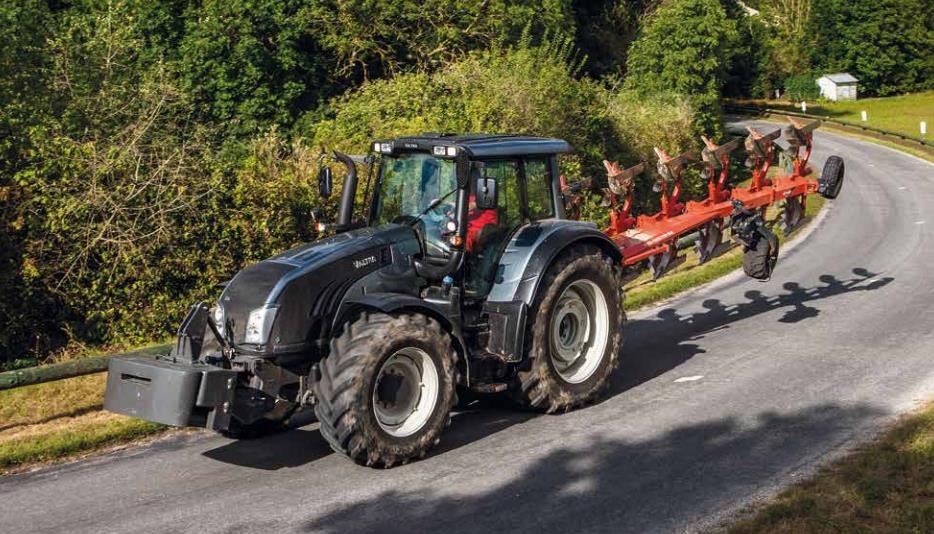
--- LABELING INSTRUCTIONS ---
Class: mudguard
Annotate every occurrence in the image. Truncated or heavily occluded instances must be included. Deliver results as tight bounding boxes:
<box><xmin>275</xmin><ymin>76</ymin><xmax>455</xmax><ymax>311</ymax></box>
<box><xmin>486</xmin><ymin>219</ymin><xmax>622</xmax><ymax>306</ymax></box>
<box><xmin>482</xmin><ymin>219</ymin><xmax>622</xmax><ymax>362</ymax></box>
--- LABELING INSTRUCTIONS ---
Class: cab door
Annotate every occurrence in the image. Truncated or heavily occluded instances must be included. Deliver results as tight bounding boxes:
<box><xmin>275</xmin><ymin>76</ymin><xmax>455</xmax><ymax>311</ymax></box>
<box><xmin>464</xmin><ymin>156</ymin><xmax>557</xmax><ymax>297</ymax></box>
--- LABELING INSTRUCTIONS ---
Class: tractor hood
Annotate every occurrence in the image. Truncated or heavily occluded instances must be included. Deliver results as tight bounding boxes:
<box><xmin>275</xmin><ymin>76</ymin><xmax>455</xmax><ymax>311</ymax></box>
<box><xmin>217</xmin><ymin>224</ymin><xmax>421</xmax><ymax>355</ymax></box>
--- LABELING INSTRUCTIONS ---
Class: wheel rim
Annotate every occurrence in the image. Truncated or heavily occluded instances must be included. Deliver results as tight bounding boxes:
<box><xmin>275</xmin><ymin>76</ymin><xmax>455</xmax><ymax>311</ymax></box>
<box><xmin>549</xmin><ymin>279</ymin><xmax>609</xmax><ymax>384</ymax></box>
<box><xmin>372</xmin><ymin>347</ymin><xmax>439</xmax><ymax>438</ymax></box>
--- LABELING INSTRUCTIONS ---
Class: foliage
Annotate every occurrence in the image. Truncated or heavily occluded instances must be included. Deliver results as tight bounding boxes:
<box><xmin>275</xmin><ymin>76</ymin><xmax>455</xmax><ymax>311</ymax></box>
<box><xmin>304</xmin><ymin>0</ymin><xmax>574</xmax><ymax>80</ymax></box>
<box><xmin>758</xmin><ymin>0</ymin><xmax>814</xmax><ymax>87</ymax></box>
<box><xmin>723</xmin><ymin>5</ymin><xmax>774</xmax><ymax>98</ymax></box>
<box><xmin>571</xmin><ymin>0</ymin><xmax>658</xmax><ymax>78</ymax></box>
<box><xmin>783</xmin><ymin>72</ymin><xmax>820</xmax><ymax>101</ymax></box>
<box><xmin>307</xmin><ymin>36</ymin><xmax>613</xmax><ymax>173</ymax></box>
<box><xmin>808</xmin><ymin>0</ymin><xmax>933</xmax><ymax>97</ymax></box>
<box><xmin>175</xmin><ymin>0</ymin><xmax>329</xmax><ymax>137</ymax></box>
<box><xmin>624</xmin><ymin>0</ymin><xmax>739</xmax><ymax>134</ymax></box>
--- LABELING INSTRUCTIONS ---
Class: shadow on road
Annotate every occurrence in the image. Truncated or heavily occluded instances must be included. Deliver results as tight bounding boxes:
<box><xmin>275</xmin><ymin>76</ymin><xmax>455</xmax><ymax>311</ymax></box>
<box><xmin>201</xmin><ymin>426</ymin><xmax>333</xmax><ymax>470</ymax></box>
<box><xmin>202</xmin><ymin>268</ymin><xmax>892</xmax><ymax>472</ymax></box>
<box><xmin>302</xmin><ymin>402</ymin><xmax>888</xmax><ymax>533</ymax></box>
<box><xmin>612</xmin><ymin>267</ymin><xmax>892</xmax><ymax>395</ymax></box>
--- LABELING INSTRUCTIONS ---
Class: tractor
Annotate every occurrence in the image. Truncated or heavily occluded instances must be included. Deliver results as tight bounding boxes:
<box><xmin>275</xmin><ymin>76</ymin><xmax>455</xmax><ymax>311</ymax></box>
<box><xmin>105</xmin><ymin>125</ymin><xmax>844</xmax><ymax>467</ymax></box>
<box><xmin>106</xmin><ymin>134</ymin><xmax>627</xmax><ymax>467</ymax></box>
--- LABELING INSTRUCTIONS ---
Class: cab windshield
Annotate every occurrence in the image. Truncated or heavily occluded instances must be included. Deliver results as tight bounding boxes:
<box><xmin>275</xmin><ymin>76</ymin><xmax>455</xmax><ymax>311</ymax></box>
<box><xmin>373</xmin><ymin>152</ymin><xmax>457</xmax><ymax>225</ymax></box>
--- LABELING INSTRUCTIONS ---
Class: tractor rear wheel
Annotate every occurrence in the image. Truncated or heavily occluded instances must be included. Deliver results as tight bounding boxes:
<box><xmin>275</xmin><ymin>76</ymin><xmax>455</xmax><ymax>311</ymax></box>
<box><xmin>511</xmin><ymin>246</ymin><xmax>624</xmax><ymax>413</ymax></box>
<box><xmin>313</xmin><ymin>312</ymin><xmax>457</xmax><ymax>467</ymax></box>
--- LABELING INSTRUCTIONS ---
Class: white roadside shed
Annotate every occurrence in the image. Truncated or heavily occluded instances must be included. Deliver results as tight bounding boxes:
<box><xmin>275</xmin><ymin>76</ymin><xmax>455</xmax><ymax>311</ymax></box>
<box><xmin>817</xmin><ymin>73</ymin><xmax>858</xmax><ymax>101</ymax></box>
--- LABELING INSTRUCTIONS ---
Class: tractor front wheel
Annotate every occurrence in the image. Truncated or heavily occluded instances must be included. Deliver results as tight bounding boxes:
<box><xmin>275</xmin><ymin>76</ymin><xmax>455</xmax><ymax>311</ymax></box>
<box><xmin>313</xmin><ymin>312</ymin><xmax>457</xmax><ymax>467</ymax></box>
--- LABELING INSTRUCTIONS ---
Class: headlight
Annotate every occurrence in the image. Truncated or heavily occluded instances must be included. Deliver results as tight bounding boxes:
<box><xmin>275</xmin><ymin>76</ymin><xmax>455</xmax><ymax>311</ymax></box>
<box><xmin>212</xmin><ymin>305</ymin><xmax>225</xmax><ymax>337</ymax></box>
<box><xmin>245</xmin><ymin>306</ymin><xmax>278</xmax><ymax>345</ymax></box>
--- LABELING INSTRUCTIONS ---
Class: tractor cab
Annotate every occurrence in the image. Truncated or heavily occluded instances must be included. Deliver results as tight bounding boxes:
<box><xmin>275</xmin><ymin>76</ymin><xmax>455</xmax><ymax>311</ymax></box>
<box><xmin>321</xmin><ymin>134</ymin><xmax>575</xmax><ymax>298</ymax></box>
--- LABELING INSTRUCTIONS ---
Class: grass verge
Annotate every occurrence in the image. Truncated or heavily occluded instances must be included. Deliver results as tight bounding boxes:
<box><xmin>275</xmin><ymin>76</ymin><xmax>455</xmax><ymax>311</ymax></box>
<box><xmin>0</xmin><ymin>412</ymin><xmax>163</xmax><ymax>471</ymax></box>
<box><xmin>726</xmin><ymin>402</ymin><xmax>934</xmax><ymax>533</ymax></box>
<box><xmin>735</xmin><ymin>92</ymin><xmax>933</xmax><ymax>140</ymax></box>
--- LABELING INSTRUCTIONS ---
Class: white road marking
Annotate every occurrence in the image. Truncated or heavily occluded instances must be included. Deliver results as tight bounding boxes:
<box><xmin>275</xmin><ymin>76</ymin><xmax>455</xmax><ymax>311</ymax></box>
<box><xmin>916</xmin><ymin>221</ymin><xmax>926</xmax><ymax>225</ymax></box>
<box><xmin>674</xmin><ymin>375</ymin><xmax>704</xmax><ymax>383</ymax></box>
<box><xmin>898</xmin><ymin>186</ymin><xmax>907</xmax><ymax>190</ymax></box>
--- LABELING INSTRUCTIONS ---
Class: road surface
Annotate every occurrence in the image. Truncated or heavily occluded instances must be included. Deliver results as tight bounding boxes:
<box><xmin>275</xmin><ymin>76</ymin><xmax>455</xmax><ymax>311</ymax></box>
<box><xmin>2</xmin><ymin>124</ymin><xmax>933</xmax><ymax>533</ymax></box>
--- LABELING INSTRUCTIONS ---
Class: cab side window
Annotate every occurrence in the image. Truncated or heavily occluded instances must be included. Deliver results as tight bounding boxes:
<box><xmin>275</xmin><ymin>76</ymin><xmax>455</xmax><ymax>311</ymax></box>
<box><xmin>464</xmin><ymin>159</ymin><xmax>522</xmax><ymax>297</ymax></box>
<box><xmin>523</xmin><ymin>158</ymin><xmax>555</xmax><ymax>220</ymax></box>
<box><xmin>485</xmin><ymin>159</ymin><xmax>521</xmax><ymax>226</ymax></box>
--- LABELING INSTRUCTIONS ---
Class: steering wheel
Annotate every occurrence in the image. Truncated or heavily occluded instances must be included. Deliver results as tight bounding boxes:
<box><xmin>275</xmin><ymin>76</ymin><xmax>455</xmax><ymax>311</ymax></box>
<box><xmin>425</xmin><ymin>199</ymin><xmax>455</xmax><ymax>222</ymax></box>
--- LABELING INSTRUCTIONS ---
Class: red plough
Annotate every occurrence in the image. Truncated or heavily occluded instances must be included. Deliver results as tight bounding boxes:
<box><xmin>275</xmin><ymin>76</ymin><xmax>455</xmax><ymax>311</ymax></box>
<box><xmin>567</xmin><ymin>118</ymin><xmax>845</xmax><ymax>281</ymax></box>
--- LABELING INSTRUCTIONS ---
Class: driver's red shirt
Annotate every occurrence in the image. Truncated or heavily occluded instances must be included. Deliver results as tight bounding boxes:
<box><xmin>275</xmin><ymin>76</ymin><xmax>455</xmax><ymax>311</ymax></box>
<box><xmin>466</xmin><ymin>206</ymin><xmax>498</xmax><ymax>252</ymax></box>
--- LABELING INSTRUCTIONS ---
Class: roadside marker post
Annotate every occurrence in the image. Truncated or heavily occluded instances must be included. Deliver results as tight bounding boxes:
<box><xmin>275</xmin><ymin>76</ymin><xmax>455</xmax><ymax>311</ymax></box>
<box><xmin>801</xmin><ymin>101</ymin><xmax>807</xmax><ymax>112</ymax></box>
<box><xmin>922</xmin><ymin>121</ymin><xmax>927</xmax><ymax>140</ymax></box>
<box><xmin>861</xmin><ymin>110</ymin><xmax>868</xmax><ymax>122</ymax></box>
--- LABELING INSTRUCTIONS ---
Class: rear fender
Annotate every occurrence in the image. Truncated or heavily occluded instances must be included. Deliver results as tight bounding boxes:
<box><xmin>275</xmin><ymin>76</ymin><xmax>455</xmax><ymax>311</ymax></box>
<box><xmin>482</xmin><ymin>220</ymin><xmax>622</xmax><ymax>362</ymax></box>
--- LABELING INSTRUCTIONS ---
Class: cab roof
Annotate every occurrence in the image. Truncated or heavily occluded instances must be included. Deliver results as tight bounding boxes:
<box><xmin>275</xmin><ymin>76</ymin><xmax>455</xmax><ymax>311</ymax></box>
<box><xmin>380</xmin><ymin>133</ymin><xmax>572</xmax><ymax>158</ymax></box>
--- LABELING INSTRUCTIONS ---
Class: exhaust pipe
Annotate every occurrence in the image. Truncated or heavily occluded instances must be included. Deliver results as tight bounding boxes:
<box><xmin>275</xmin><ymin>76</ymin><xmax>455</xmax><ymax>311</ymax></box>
<box><xmin>334</xmin><ymin>151</ymin><xmax>357</xmax><ymax>230</ymax></box>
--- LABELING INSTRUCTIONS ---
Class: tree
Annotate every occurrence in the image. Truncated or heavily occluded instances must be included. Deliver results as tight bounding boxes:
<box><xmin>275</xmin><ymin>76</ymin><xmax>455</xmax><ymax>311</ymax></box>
<box><xmin>808</xmin><ymin>0</ymin><xmax>933</xmax><ymax>96</ymax></box>
<box><xmin>571</xmin><ymin>0</ymin><xmax>659</xmax><ymax>78</ymax></box>
<box><xmin>302</xmin><ymin>0</ymin><xmax>573</xmax><ymax>80</ymax></box>
<box><xmin>624</xmin><ymin>0</ymin><xmax>739</xmax><ymax>134</ymax></box>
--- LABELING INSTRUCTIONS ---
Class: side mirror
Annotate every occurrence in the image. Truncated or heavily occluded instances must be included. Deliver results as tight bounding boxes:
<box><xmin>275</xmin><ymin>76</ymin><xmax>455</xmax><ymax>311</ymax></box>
<box><xmin>475</xmin><ymin>178</ymin><xmax>497</xmax><ymax>209</ymax></box>
<box><xmin>318</xmin><ymin>166</ymin><xmax>333</xmax><ymax>198</ymax></box>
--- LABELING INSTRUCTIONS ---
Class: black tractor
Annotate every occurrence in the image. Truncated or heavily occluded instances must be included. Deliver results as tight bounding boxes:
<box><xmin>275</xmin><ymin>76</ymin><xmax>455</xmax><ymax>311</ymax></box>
<box><xmin>105</xmin><ymin>134</ymin><xmax>625</xmax><ymax>467</ymax></box>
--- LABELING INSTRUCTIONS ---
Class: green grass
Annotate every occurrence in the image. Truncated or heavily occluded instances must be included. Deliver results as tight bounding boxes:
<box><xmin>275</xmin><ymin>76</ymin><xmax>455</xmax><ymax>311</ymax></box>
<box><xmin>0</xmin><ymin>414</ymin><xmax>164</xmax><ymax>471</ymax></box>
<box><xmin>727</xmin><ymin>402</ymin><xmax>934</xmax><ymax>533</ymax></box>
<box><xmin>737</xmin><ymin>91</ymin><xmax>934</xmax><ymax>140</ymax></box>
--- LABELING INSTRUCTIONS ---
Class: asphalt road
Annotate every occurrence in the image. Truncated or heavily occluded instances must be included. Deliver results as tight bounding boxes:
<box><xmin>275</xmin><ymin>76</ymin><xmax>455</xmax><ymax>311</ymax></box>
<box><xmin>2</xmin><ymin>125</ymin><xmax>933</xmax><ymax>534</ymax></box>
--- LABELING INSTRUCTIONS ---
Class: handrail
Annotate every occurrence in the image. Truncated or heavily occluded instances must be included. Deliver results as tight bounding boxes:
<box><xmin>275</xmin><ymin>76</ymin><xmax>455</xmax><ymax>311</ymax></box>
<box><xmin>0</xmin><ymin>343</ymin><xmax>172</xmax><ymax>391</ymax></box>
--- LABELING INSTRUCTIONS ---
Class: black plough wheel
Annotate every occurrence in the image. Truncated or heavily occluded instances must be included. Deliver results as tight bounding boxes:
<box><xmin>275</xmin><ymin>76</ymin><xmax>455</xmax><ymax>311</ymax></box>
<box><xmin>819</xmin><ymin>155</ymin><xmax>845</xmax><ymax>199</ymax></box>
<box><xmin>313</xmin><ymin>312</ymin><xmax>457</xmax><ymax>467</ymax></box>
<box><xmin>511</xmin><ymin>245</ymin><xmax>624</xmax><ymax>413</ymax></box>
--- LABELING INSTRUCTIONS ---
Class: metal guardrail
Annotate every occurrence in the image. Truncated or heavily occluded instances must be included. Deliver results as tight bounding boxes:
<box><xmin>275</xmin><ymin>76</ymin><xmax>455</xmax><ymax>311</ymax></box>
<box><xmin>0</xmin><ymin>343</ymin><xmax>172</xmax><ymax>391</ymax></box>
<box><xmin>725</xmin><ymin>104</ymin><xmax>933</xmax><ymax>148</ymax></box>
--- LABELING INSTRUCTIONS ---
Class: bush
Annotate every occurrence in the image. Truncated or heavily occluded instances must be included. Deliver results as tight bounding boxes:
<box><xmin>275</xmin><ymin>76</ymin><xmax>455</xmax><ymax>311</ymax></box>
<box><xmin>307</xmin><ymin>35</ymin><xmax>616</xmax><ymax>178</ymax></box>
<box><xmin>783</xmin><ymin>73</ymin><xmax>820</xmax><ymax>102</ymax></box>
<box><xmin>309</xmin><ymin>39</ymin><xmax>703</xmax><ymax>224</ymax></box>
